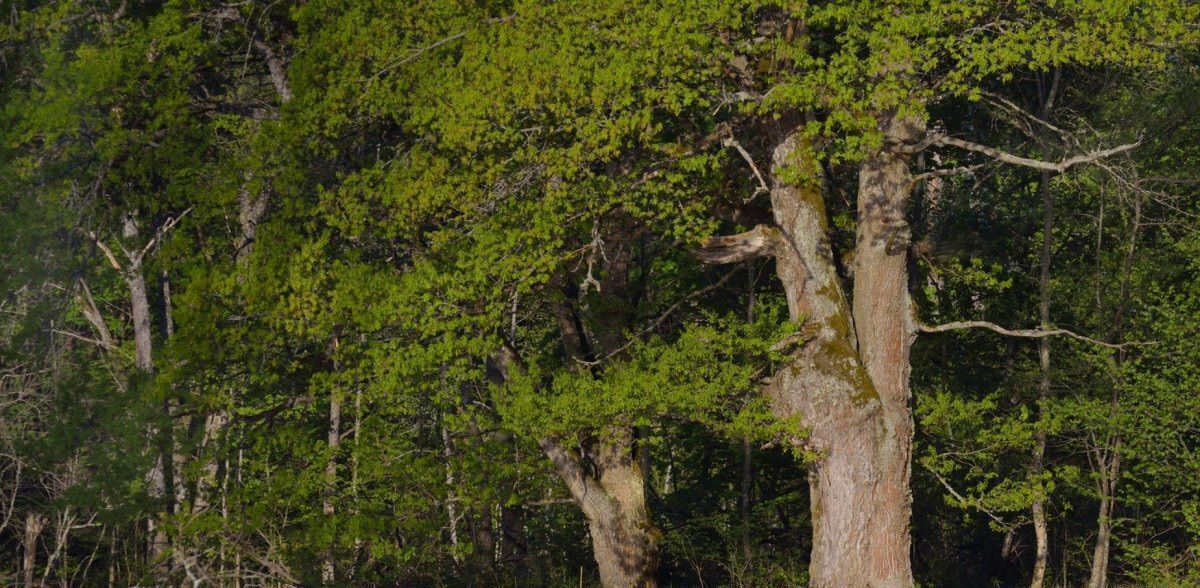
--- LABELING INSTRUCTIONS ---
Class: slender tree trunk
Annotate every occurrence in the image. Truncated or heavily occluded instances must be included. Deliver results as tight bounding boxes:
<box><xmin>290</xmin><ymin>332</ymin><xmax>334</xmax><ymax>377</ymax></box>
<box><xmin>349</xmin><ymin>383</ymin><xmax>364</xmax><ymax>577</ymax></box>
<box><xmin>161</xmin><ymin>270</ymin><xmax>190</xmax><ymax>512</ymax></box>
<box><xmin>322</xmin><ymin>380</ymin><xmax>341</xmax><ymax>584</ymax></box>
<box><xmin>1087</xmin><ymin>193</ymin><xmax>1140</xmax><ymax>588</ymax></box>
<box><xmin>107</xmin><ymin>530</ymin><xmax>116</xmax><ymax>588</ymax></box>
<box><xmin>1087</xmin><ymin>472</ymin><xmax>1116</xmax><ymax>588</ymax></box>
<box><xmin>123</xmin><ymin>232</ymin><xmax>171</xmax><ymax>563</ymax></box>
<box><xmin>740</xmin><ymin>265</ymin><xmax>756</xmax><ymax>563</ymax></box>
<box><xmin>1030</xmin><ymin>169</ymin><xmax>1054</xmax><ymax>588</ymax></box>
<box><xmin>441</xmin><ymin>422</ymin><xmax>462</xmax><ymax>564</ymax></box>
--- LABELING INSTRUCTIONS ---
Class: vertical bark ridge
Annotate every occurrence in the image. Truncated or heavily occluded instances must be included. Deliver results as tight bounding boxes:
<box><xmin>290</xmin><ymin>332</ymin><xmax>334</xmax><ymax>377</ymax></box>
<box><xmin>850</xmin><ymin>117</ymin><xmax>922</xmax><ymax>587</ymax></box>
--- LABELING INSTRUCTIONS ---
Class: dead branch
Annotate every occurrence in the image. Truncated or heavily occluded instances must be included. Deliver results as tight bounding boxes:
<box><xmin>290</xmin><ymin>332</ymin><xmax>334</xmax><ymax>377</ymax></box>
<box><xmin>695</xmin><ymin>225</ymin><xmax>778</xmax><ymax>264</ymax></box>
<box><xmin>137</xmin><ymin>207</ymin><xmax>194</xmax><ymax>262</ymax></box>
<box><xmin>81</xmin><ymin>230</ymin><xmax>123</xmax><ymax>273</ymax></box>
<box><xmin>722</xmin><ymin>136</ymin><xmax>770</xmax><ymax>199</ymax></box>
<box><xmin>75</xmin><ymin>278</ymin><xmax>115</xmax><ymax>351</ymax></box>
<box><xmin>910</xmin><ymin>163</ymin><xmax>990</xmax><ymax>185</ymax></box>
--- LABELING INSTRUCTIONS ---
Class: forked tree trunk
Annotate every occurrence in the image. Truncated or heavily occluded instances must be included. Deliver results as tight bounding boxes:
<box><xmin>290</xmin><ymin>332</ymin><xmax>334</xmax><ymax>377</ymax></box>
<box><xmin>699</xmin><ymin>122</ymin><xmax>918</xmax><ymax>586</ymax></box>
<box><xmin>496</xmin><ymin>255</ymin><xmax>658</xmax><ymax>587</ymax></box>
<box><xmin>540</xmin><ymin>241</ymin><xmax>660</xmax><ymax>587</ymax></box>
<box><xmin>541</xmin><ymin>433</ymin><xmax>658</xmax><ymax>588</ymax></box>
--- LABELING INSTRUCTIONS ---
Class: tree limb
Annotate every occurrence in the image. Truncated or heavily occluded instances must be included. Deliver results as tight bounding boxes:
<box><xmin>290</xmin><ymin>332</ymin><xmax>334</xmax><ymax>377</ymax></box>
<box><xmin>53</xmin><ymin>329</ymin><xmax>113</xmax><ymax>350</ymax></box>
<box><xmin>917</xmin><ymin>320</ymin><xmax>1142</xmax><ymax>349</ymax></box>
<box><xmin>695</xmin><ymin>224</ymin><xmax>778</xmax><ymax>264</ymax></box>
<box><xmin>910</xmin><ymin>163</ymin><xmax>990</xmax><ymax>185</ymax></box>
<box><xmin>252</xmin><ymin>39</ymin><xmax>293</xmax><ymax>102</ymax></box>
<box><xmin>722</xmin><ymin>136</ymin><xmax>770</xmax><ymax>199</ymax></box>
<box><xmin>537</xmin><ymin>436</ymin><xmax>611</xmax><ymax>518</ymax></box>
<box><xmin>136</xmin><ymin>207</ymin><xmax>194</xmax><ymax>263</ymax></box>
<box><xmin>81</xmin><ymin>230</ymin><xmax>123</xmax><ymax>272</ymax></box>
<box><xmin>75</xmin><ymin>278</ymin><xmax>115</xmax><ymax>351</ymax></box>
<box><xmin>920</xmin><ymin>134</ymin><xmax>1140</xmax><ymax>173</ymax></box>
<box><xmin>922</xmin><ymin>461</ymin><xmax>1011</xmax><ymax>529</ymax></box>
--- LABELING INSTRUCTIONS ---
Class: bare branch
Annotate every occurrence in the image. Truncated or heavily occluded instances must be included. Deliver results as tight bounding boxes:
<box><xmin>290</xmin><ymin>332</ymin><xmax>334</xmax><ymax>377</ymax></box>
<box><xmin>922</xmin><ymin>461</ymin><xmax>1011</xmax><ymax>529</ymax></box>
<box><xmin>75</xmin><ymin>278</ymin><xmax>115</xmax><ymax>351</ymax></box>
<box><xmin>917</xmin><ymin>320</ymin><xmax>1144</xmax><ymax>349</ymax></box>
<box><xmin>53</xmin><ymin>329</ymin><xmax>113</xmax><ymax>350</ymax></box>
<box><xmin>695</xmin><ymin>224</ymin><xmax>777</xmax><ymax>264</ymax></box>
<box><xmin>252</xmin><ymin>39</ymin><xmax>293</xmax><ymax>102</ymax></box>
<box><xmin>137</xmin><ymin>207</ymin><xmax>194</xmax><ymax>262</ymax></box>
<box><xmin>723</xmin><ymin>136</ymin><xmax>770</xmax><ymax>199</ymax></box>
<box><xmin>925</xmin><ymin>134</ymin><xmax>1140</xmax><ymax>173</ymax></box>
<box><xmin>81</xmin><ymin>230</ymin><xmax>123</xmax><ymax>272</ymax></box>
<box><xmin>978</xmin><ymin>90</ymin><xmax>1074</xmax><ymax>144</ymax></box>
<box><xmin>910</xmin><ymin>163</ymin><xmax>990</xmax><ymax>185</ymax></box>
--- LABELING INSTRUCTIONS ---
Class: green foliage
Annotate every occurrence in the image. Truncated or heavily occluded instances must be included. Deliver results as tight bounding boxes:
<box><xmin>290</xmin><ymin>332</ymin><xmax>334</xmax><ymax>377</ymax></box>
<box><xmin>1</xmin><ymin>0</ymin><xmax>1198</xmax><ymax>585</ymax></box>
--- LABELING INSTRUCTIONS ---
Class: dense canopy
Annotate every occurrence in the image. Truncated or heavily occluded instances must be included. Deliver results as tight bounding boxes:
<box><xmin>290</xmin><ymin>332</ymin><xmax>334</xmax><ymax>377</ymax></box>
<box><xmin>1</xmin><ymin>0</ymin><xmax>1198</xmax><ymax>586</ymax></box>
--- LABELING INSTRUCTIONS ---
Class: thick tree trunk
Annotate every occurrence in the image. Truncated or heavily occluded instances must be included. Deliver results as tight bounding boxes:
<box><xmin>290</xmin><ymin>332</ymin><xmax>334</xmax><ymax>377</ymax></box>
<box><xmin>541</xmin><ymin>433</ymin><xmax>658</xmax><ymax>588</ymax></box>
<box><xmin>846</xmin><ymin>118</ymin><xmax>919</xmax><ymax>587</ymax></box>
<box><xmin>764</xmin><ymin>126</ymin><xmax>915</xmax><ymax>587</ymax></box>
<box><xmin>699</xmin><ymin>127</ymin><xmax>916</xmax><ymax>585</ymax></box>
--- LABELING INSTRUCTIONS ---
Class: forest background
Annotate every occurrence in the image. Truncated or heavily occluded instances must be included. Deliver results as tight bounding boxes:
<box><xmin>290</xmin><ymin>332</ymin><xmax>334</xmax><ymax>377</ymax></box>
<box><xmin>1</xmin><ymin>0</ymin><xmax>1199</xmax><ymax>586</ymax></box>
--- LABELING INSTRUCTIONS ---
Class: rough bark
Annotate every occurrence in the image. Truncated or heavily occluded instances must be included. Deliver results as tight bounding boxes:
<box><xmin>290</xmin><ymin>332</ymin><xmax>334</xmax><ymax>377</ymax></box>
<box><xmin>540</xmin><ymin>435</ymin><xmax>658</xmax><ymax>588</ymax></box>
<box><xmin>701</xmin><ymin>124</ymin><xmax>917</xmax><ymax>587</ymax></box>
<box><xmin>846</xmin><ymin>116</ymin><xmax>921</xmax><ymax>587</ymax></box>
